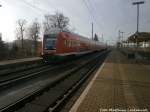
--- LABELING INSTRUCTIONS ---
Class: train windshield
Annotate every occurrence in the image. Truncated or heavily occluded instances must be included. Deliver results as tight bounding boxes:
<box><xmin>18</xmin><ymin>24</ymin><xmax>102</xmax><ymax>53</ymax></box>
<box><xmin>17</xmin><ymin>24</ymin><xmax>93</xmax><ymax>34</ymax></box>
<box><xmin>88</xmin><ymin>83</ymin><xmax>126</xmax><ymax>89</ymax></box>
<box><xmin>44</xmin><ymin>34</ymin><xmax>57</xmax><ymax>50</ymax></box>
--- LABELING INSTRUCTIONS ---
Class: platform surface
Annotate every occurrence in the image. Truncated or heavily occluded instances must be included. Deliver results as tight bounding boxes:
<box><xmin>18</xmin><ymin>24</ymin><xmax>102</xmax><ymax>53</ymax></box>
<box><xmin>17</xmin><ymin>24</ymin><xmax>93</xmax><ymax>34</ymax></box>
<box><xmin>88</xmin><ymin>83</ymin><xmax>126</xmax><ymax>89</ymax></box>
<box><xmin>70</xmin><ymin>49</ymin><xmax>150</xmax><ymax>112</ymax></box>
<box><xmin>0</xmin><ymin>57</ymin><xmax>42</xmax><ymax>66</ymax></box>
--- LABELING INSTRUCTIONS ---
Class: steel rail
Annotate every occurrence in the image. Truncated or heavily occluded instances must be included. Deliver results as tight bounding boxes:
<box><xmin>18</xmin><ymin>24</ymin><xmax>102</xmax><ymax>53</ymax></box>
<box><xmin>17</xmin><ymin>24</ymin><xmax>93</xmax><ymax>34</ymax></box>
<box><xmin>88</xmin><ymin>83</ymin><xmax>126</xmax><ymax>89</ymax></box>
<box><xmin>0</xmin><ymin>50</ymin><xmax>109</xmax><ymax>112</ymax></box>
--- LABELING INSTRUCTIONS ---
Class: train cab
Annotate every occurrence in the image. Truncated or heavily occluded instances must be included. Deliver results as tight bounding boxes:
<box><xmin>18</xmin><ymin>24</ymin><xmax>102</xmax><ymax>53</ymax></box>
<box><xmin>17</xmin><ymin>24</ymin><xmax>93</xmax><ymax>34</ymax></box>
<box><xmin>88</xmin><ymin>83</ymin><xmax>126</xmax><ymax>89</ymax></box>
<box><xmin>42</xmin><ymin>33</ymin><xmax>58</xmax><ymax>60</ymax></box>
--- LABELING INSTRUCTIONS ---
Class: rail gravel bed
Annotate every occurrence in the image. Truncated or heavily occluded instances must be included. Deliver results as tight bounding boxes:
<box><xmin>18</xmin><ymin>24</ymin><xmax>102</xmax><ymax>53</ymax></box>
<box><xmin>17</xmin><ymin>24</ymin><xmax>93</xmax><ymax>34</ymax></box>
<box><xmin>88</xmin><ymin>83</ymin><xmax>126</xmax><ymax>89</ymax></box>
<box><xmin>0</xmin><ymin>50</ymin><xmax>109</xmax><ymax>112</ymax></box>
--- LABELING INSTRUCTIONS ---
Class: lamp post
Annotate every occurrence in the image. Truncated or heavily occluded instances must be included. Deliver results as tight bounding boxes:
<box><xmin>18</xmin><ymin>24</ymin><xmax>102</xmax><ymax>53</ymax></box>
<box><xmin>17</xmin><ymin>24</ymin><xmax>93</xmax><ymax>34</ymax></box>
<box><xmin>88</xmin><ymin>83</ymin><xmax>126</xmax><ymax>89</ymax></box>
<box><xmin>132</xmin><ymin>1</ymin><xmax>144</xmax><ymax>33</ymax></box>
<box><xmin>120</xmin><ymin>31</ymin><xmax>124</xmax><ymax>47</ymax></box>
<box><xmin>132</xmin><ymin>1</ymin><xmax>145</xmax><ymax>59</ymax></box>
<box><xmin>118</xmin><ymin>30</ymin><xmax>124</xmax><ymax>48</ymax></box>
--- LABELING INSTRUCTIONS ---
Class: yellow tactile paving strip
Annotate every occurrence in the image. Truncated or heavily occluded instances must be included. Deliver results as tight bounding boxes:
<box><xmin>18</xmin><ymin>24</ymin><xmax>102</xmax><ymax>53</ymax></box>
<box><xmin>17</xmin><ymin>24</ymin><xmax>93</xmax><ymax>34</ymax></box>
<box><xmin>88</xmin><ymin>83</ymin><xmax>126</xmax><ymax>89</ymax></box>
<box><xmin>70</xmin><ymin>50</ymin><xmax>150</xmax><ymax>112</ymax></box>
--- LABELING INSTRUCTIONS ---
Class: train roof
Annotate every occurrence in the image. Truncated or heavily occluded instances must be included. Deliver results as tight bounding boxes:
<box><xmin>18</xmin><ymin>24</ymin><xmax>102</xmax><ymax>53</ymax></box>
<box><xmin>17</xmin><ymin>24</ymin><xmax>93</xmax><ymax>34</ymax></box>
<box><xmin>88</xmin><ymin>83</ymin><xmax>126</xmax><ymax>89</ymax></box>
<box><xmin>69</xmin><ymin>32</ymin><xmax>105</xmax><ymax>45</ymax></box>
<box><xmin>44</xmin><ymin>31</ymin><xmax>105</xmax><ymax>45</ymax></box>
<box><xmin>62</xmin><ymin>31</ymin><xmax>103</xmax><ymax>43</ymax></box>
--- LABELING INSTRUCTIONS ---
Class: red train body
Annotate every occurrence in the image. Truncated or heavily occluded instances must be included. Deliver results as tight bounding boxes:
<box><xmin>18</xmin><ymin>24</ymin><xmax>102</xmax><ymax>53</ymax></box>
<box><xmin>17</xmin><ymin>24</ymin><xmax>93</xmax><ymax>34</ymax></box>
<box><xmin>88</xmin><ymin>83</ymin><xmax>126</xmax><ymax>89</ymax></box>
<box><xmin>42</xmin><ymin>31</ymin><xmax>106</xmax><ymax>61</ymax></box>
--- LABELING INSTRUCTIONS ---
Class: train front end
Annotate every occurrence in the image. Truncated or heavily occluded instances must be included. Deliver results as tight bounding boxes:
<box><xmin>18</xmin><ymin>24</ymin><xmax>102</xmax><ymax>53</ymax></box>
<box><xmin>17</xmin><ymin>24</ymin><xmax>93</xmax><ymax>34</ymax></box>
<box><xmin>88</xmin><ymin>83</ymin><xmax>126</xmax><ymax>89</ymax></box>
<box><xmin>42</xmin><ymin>34</ymin><xmax>57</xmax><ymax>62</ymax></box>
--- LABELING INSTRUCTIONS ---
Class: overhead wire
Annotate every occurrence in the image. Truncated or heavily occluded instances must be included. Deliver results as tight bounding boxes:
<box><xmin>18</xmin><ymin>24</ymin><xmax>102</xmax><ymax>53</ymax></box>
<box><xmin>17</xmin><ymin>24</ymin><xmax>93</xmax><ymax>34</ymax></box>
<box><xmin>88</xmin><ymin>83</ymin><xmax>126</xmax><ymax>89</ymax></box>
<box><xmin>14</xmin><ymin>0</ymin><xmax>113</xmax><ymax>41</ymax></box>
<box><xmin>82</xmin><ymin>0</ymin><xmax>103</xmax><ymax>31</ymax></box>
<box><xmin>20</xmin><ymin>0</ymin><xmax>50</xmax><ymax>14</ymax></box>
<box><xmin>86</xmin><ymin>0</ymin><xmax>104</xmax><ymax>30</ymax></box>
<box><xmin>87</xmin><ymin>0</ymin><xmax>116</xmax><ymax>42</ymax></box>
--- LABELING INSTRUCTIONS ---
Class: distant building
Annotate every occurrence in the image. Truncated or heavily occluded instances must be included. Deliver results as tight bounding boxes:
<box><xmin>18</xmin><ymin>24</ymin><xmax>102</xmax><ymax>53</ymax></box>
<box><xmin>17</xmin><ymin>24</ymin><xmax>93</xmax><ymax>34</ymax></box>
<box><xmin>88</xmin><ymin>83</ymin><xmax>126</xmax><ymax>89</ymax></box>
<box><xmin>128</xmin><ymin>32</ymin><xmax>150</xmax><ymax>48</ymax></box>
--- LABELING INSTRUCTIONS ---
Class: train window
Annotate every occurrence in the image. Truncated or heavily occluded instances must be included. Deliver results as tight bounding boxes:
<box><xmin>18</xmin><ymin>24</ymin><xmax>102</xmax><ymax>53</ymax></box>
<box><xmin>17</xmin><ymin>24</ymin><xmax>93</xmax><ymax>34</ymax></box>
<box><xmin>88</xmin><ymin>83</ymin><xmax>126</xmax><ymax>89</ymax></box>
<box><xmin>44</xmin><ymin>38</ymin><xmax>56</xmax><ymax>50</ymax></box>
<box><xmin>69</xmin><ymin>40</ymin><xmax>71</xmax><ymax>47</ymax></box>
<box><xmin>74</xmin><ymin>41</ymin><xmax>78</xmax><ymax>47</ymax></box>
<box><xmin>64</xmin><ymin>40</ymin><xmax>80</xmax><ymax>48</ymax></box>
<box><xmin>68</xmin><ymin>40</ymin><xmax>71</xmax><ymax>47</ymax></box>
<box><xmin>71</xmin><ymin>40</ymin><xmax>73</xmax><ymax>47</ymax></box>
<box><xmin>77</xmin><ymin>41</ymin><xmax>80</xmax><ymax>47</ymax></box>
<box><xmin>64</xmin><ymin>40</ymin><xmax>67</xmax><ymax>46</ymax></box>
<box><xmin>64</xmin><ymin>40</ymin><xmax>70</xmax><ymax>47</ymax></box>
<box><xmin>67</xmin><ymin>40</ymin><xmax>69</xmax><ymax>47</ymax></box>
<box><xmin>72</xmin><ymin>41</ymin><xmax>75</xmax><ymax>47</ymax></box>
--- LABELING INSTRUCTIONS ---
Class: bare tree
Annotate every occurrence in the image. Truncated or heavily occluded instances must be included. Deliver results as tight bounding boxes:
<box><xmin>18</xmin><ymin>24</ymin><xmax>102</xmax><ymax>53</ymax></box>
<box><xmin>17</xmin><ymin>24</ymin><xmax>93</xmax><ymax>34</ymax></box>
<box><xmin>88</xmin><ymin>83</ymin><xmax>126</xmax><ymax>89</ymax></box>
<box><xmin>28</xmin><ymin>19</ymin><xmax>40</xmax><ymax>55</ymax></box>
<box><xmin>0</xmin><ymin>37</ymin><xmax>8</xmax><ymax>60</ymax></box>
<box><xmin>43</xmin><ymin>12</ymin><xmax>69</xmax><ymax>33</ymax></box>
<box><xmin>16</xmin><ymin>19</ymin><xmax>27</xmax><ymax>49</ymax></box>
<box><xmin>94</xmin><ymin>33</ymin><xmax>99</xmax><ymax>41</ymax></box>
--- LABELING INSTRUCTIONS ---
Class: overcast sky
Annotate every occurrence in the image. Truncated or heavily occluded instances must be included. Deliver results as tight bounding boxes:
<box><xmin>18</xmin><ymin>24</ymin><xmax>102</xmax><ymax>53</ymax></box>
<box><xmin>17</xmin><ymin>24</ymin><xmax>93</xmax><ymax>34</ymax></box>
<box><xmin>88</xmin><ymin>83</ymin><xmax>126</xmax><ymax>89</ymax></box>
<box><xmin>0</xmin><ymin>0</ymin><xmax>150</xmax><ymax>43</ymax></box>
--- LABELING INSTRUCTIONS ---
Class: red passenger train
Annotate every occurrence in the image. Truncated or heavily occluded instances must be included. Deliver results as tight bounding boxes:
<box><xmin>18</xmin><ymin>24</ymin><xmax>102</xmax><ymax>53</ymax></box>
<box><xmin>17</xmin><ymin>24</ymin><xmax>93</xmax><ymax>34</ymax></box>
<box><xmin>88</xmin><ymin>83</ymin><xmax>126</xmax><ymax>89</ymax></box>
<box><xmin>41</xmin><ymin>31</ymin><xmax>106</xmax><ymax>61</ymax></box>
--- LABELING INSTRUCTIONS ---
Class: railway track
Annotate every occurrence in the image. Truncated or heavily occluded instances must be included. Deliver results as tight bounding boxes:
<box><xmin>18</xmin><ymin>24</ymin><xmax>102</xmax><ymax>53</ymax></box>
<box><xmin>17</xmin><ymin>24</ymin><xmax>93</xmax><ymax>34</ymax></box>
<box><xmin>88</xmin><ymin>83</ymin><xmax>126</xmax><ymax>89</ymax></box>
<box><xmin>0</xmin><ymin>52</ymin><xmax>98</xmax><ymax>89</ymax></box>
<box><xmin>0</xmin><ymin>54</ymin><xmax>86</xmax><ymax>91</ymax></box>
<box><xmin>0</xmin><ymin>64</ymin><xmax>54</xmax><ymax>90</ymax></box>
<box><xmin>0</xmin><ymin>50</ymin><xmax>109</xmax><ymax>112</ymax></box>
<box><xmin>0</xmin><ymin>60</ymin><xmax>79</xmax><ymax>91</ymax></box>
<box><xmin>0</xmin><ymin>62</ymin><xmax>45</xmax><ymax>76</ymax></box>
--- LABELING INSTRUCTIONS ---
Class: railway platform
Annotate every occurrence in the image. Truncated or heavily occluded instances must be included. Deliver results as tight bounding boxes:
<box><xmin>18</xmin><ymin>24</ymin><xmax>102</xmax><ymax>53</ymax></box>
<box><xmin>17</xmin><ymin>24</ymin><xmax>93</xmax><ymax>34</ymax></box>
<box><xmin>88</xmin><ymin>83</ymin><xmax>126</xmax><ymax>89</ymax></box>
<box><xmin>0</xmin><ymin>57</ymin><xmax>42</xmax><ymax>66</ymax></box>
<box><xmin>70</xmin><ymin>49</ymin><xmax>150</xmax><ymax>112</ymax></box>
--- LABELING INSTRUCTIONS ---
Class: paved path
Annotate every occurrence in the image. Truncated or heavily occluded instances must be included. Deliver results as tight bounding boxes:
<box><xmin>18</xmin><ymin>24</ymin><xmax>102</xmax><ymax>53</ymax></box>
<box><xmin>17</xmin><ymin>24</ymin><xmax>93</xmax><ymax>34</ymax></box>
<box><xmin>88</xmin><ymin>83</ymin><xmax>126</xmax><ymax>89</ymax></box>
<box><xmin>70</xmin><ymin>49</ymin><xmax>150</xmax><ymax>112</ymax></box>
<box><xmin>0</xmin><ymin>57</ymin><xmax>42</xmax><ymax>66</ymax></box>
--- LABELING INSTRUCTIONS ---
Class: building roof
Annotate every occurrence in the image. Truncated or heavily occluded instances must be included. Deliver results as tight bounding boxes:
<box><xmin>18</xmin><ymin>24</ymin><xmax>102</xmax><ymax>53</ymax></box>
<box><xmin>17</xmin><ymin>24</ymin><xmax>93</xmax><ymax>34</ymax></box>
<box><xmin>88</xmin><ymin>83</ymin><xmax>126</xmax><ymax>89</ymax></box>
<box><xmin>128</xmin><ymin>32</ymin><xmax>150</xmax><ymax>42</ymax></box>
